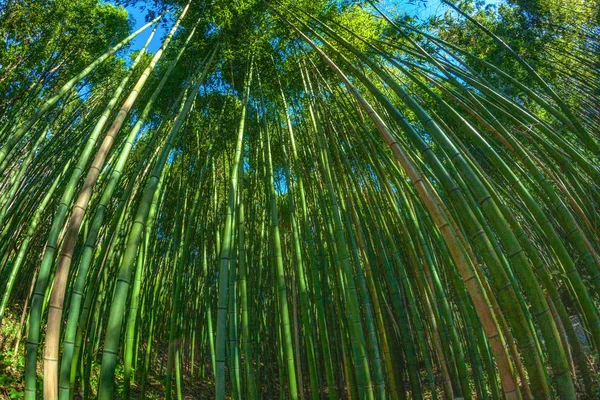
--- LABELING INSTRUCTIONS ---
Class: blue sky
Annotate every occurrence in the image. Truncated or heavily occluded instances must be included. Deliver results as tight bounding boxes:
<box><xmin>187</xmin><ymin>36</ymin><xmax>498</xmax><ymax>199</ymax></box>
<box><xmin>125</xmin><ymin>4</ymin><xmax>168</xmax><ymax>53</ymax></box>
<box><xmin>122</xmin><ymin>0</ymin><xmax>503</xmax><ymax>54</ymax></box>
<box><xmin>380</xmin><ymin>0</ymin><xmax>502</xmax><ymax>20</ymax></box>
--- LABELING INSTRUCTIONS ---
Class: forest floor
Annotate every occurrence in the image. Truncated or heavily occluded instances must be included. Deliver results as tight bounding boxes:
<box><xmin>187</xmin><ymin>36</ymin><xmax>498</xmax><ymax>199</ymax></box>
<box><xmin>1</xmin><ymin>308</ymin><xmax>598</xmax><ymax>399</ymax></box>
<box><xmin>0</xmin><ymin>310</ymin><xmax>219</xmax><ymax>399</ymax></box>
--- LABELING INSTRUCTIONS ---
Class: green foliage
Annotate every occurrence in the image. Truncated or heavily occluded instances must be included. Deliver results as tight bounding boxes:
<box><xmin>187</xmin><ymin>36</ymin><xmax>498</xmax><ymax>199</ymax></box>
<box><xmin>0</xmin><ymin>0</ymin><xmax>130</xmax><ymax>100</ymax></box>
<box><xmin>0</xmin><ymin>315</ymin><xmax>25</xmax><ymax>399</ymax></box>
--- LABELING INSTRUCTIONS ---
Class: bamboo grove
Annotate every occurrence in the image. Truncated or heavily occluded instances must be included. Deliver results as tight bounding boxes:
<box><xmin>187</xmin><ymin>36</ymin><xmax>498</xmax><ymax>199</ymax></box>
<box><xmin>0</xmin><ymin>0</ymin><xmax>599</xmax><ymax>398</ymax></box>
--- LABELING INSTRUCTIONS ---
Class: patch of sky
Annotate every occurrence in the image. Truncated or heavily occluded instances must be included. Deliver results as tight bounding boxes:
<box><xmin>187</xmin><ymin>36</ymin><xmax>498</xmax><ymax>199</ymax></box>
<box><xmin>104</xmin><ymin>1</ymin><xmax>172</xmax><ymax>65</ymax></box>
<box><xmin>168</xmin><ymin>147</ymin><xmax>183</xmax><ymax>164</ymax></box>
<box><xmin>125</xmin><ymin>3</ymin><xmax>172</xmax><ymax>53</ymax></box>
<box><xmin>243</xmin><ymin>142</ymin><xmax>252</xmax><ymax>173</ymax></box>
<box><xmin>371</xmin><ymin>0</ymin><xmax>503</xmax><ymax>22</ymax></box>
<box><xmin>76</xmin><ymin>80</ymin><xmax>94</xmax><ymax>102</ymax></box>
<box><xmin>204</xmin><ymin>68</ymin><xmax>235</xmax><ymax>96</ymax></box>
<box><xmin>134</xmin><ymin>122</ymin><xmax>151</xmax><ymax>144</ymax></box>
<box><xmin>274</xmin><ymin>166</ymin><xmax>289</xmax><ymax>195</ymax></box>
<box><xmin>270</xmin><ymin>35</ymin><xmax>292</xmax><ymax>62</ymax></box>
<box><xmin>205</xmin><ymin>22</ymin><xmax>220</xmax><ymax>38</ymax></box>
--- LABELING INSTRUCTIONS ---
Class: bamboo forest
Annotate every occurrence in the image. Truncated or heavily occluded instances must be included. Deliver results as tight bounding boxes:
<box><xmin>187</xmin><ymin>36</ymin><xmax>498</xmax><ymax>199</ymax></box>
<box><xmin>0</xmin><ymin>0</ymin><xmax>599</xmax><ymax>398</ymax></box>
